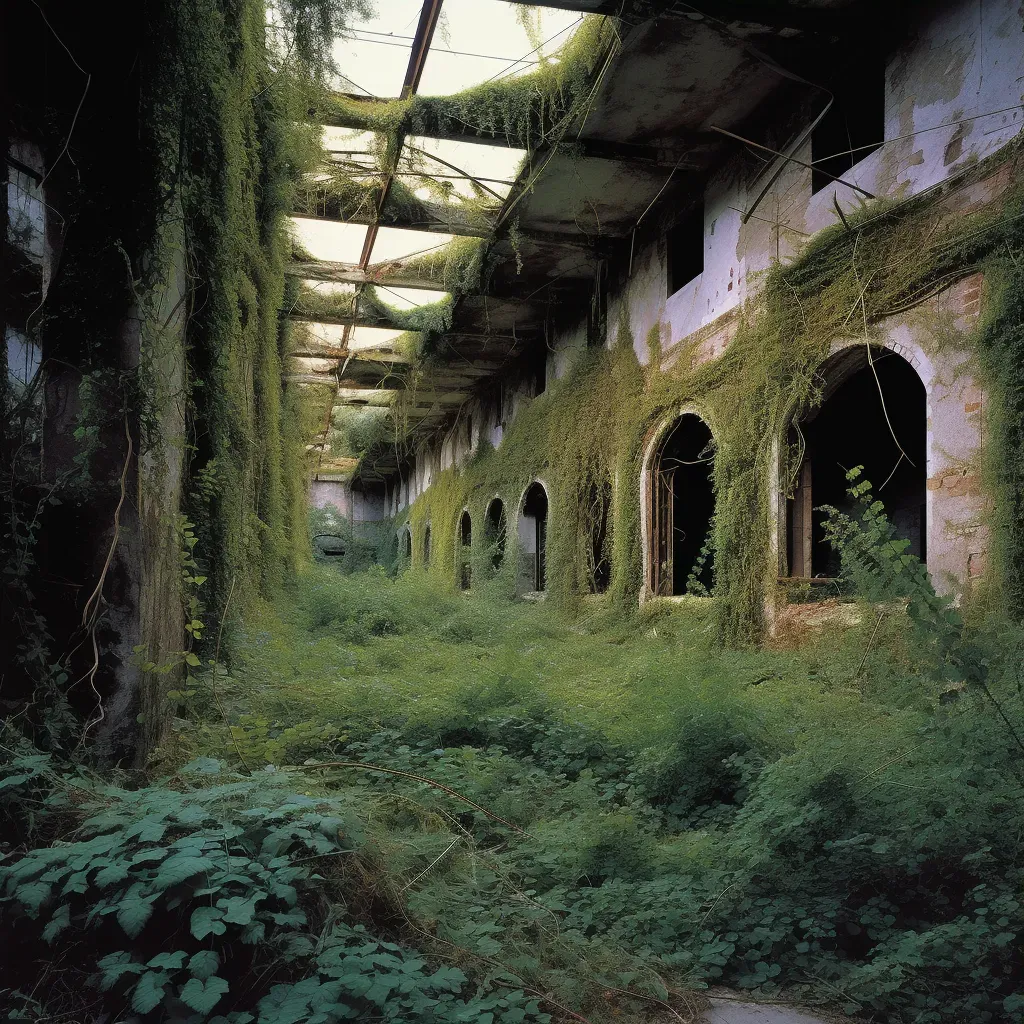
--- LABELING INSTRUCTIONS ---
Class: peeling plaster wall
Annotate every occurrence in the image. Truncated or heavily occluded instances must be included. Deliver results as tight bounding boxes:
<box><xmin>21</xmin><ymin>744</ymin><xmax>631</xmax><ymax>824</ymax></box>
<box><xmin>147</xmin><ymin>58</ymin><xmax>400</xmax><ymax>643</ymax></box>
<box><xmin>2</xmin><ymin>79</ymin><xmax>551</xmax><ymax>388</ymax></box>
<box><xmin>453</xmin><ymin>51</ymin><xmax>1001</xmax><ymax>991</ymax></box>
<box><xmin>310</xmin><ymin>479</ymin><xmax>352</xmax><ymax>515</ymax></box>
<box><xmin>362</xmin><ymin>0</ymin><xmax>1019</xmax><ymax>610</ymax></box>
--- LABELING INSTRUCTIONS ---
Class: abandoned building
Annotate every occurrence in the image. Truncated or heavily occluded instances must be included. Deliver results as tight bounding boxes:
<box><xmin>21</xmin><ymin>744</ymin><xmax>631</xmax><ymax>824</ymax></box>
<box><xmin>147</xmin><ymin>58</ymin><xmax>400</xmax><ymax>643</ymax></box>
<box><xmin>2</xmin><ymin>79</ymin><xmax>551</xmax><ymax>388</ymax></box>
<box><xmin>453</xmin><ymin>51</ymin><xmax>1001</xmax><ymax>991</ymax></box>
<box><xmin>300</xmin><ymin>0</ymin><xmax>1024</xmax><ymax>637</ymax></box>
<box><xmin>5</xmin><ymin>0</ymin><xmax>1024</xmax><ymax>757</ymax></box>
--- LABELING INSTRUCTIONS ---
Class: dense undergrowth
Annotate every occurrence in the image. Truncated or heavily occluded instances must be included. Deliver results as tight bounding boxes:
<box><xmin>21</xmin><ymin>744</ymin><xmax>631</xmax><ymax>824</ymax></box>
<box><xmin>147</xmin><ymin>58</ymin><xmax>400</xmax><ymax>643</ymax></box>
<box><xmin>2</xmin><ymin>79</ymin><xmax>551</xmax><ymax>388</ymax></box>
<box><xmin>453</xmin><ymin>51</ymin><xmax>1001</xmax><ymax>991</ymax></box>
<box><xmin>6</xmin><ymin>496</ymin><xmax>1024</xmax><ymax>1022</ymax></box>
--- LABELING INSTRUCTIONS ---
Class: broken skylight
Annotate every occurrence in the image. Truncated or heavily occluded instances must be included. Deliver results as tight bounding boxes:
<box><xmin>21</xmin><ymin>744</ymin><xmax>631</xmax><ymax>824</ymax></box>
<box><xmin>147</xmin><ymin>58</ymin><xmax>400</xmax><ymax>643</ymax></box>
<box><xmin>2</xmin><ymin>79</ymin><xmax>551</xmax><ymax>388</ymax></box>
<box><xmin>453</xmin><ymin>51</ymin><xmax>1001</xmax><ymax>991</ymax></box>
<box><xmin>290</xmin><ymin>218</ymin><xmax>367</xmax><ymax>263</ymax></box>
<box><xmin>331</xmin><ymin>0</ymin><xmax>423</xmax><ymax>98</ymax></box>
<box><xmin>400</xmin><ymin>136</ymin><xmax>525</xmax><ymax>202</ymax></box>
<box><xmin>417</xmin><ymin>0</ymin><xmax>583</xmax><ymax>96</ymax></box>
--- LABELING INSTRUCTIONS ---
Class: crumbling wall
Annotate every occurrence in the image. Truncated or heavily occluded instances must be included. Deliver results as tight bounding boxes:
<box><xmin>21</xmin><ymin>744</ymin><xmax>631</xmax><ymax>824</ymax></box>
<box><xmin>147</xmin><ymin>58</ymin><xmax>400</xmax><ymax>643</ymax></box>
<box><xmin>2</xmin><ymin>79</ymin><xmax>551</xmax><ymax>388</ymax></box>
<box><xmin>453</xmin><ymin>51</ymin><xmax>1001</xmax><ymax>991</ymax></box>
<box><xmin>356</xmin><ymin>0</ymin><xmax>1024</xmax><ymax>640</ymax></box>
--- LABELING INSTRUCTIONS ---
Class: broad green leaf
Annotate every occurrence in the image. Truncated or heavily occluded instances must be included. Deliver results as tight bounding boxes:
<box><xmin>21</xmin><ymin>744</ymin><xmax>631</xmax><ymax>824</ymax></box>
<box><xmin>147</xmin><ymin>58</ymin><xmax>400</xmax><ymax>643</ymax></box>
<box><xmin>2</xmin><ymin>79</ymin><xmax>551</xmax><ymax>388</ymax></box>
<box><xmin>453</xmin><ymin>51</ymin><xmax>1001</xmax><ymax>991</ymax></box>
<box><xmin>153</xmin><ymin>853</ymin><xmax>208</xmax><ymax>889</ymax></box>
<box><xmin>218</xmin><ymin>895</ymin><xmax>261</xmax><ymax>925</ymax></box>
<box><xmin>191</xmin><ymin>905</ymin><xmax>227</xmax><ymax>939</ymax></box>
<box><xmin>94</xmin><ymin>863</ymin><xmax>132</xmax><ymax>887</ymax></box>
<box><xmin>132</xmin><ymin>970</ymin><xmax>168</xmax><ymax>1013</ymax></box>
<box><xmin>189</xmin><ymin>949</ymin><xmax>220</xmax><ymax>980</ymax></box>
<box><xmin>0</xmin><ymin>772</ymin><xmax>36</xmax><ymax>790</ymax></box>
<box><xmin>98</xmin><ymin>951</ymin><xmax>144</xmax><ymax>991</ymax></box>
<box><xmin>180</xmin><ymin>975</ymin><xmax>229</xmax><ymax>1013</ymax></box>
<box><xmin>148</xmin><ymin>950</ymin><xmax>188</xmax><ymax>969</ymax></box>
<box><xmin>131</xmin><ymin>848</ymin><xmax>167</xmax><ymax>864</ymax></box>
<box><xmin>117</xmin><ymin>896</ymin><xmax>156</xmax><ymax>938</ymax></box>
<box><xmin>42</xmin><ymin>903</ymin><xmax>70</xmax><ymax>942</ymax></box>
<box><xmin>16</xmin><ymin>881</ymin><xmax>51</xmax><ymax>915</ymax></box>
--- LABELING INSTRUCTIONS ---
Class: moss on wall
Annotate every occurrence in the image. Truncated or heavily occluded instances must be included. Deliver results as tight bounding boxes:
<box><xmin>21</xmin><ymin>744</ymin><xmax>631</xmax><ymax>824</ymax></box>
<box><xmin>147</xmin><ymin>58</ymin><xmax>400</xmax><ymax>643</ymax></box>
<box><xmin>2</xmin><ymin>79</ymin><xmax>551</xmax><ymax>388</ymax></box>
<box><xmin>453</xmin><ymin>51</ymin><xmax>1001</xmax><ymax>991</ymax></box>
<box><xmin>158</xmin><ymin>0</ymin><xmax>351</xmax><ymax>618</ymax></box>
<box><xmin>398</xmin><ymin>142</ymin><xmax>1024</xmax><ymax>643</ymax></box>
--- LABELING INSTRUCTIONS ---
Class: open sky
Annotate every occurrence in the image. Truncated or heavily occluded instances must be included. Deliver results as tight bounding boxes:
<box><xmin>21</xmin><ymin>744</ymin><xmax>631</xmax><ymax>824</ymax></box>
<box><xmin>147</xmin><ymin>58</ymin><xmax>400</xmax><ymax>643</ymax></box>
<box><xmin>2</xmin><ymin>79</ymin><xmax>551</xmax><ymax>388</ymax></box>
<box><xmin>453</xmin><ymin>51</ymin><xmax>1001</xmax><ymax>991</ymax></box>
<box><xmin>291</xmin><ymin>1</ymin><xmax>581</xmax><ymax>301</ymax></box>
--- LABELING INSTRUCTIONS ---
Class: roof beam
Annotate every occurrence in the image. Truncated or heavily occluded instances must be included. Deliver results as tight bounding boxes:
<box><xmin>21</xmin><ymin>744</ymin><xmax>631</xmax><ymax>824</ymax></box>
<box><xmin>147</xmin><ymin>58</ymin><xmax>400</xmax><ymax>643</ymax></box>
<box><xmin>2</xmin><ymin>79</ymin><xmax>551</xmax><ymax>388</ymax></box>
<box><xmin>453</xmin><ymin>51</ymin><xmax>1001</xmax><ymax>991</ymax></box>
<box><xmin>287</xmin><ymin>260</ymin><xmax>446</xmax><ymax>291</ymax></box>
<box><xmin>290</xmin><ymin>203</ymin><xmax>493</xmax><ymax>238</ymax></box>
<box><xmin>321</xmin><ymin>96</ymin><xmax>708</xmax><ymax>166</ymax></box>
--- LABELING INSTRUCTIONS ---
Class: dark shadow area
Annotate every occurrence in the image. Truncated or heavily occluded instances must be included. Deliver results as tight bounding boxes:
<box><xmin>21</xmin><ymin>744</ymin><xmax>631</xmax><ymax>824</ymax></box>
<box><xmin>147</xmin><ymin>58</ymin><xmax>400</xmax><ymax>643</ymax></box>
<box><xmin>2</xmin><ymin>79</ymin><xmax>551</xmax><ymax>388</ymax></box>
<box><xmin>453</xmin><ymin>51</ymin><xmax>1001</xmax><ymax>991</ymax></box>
<box><xmin>651</xmin><ymin>415</ymin><xmax>715</xmax><ymax>596</ymax></box>
<box><xmin>521</xmin><ymin>483</ymin><xmax>548</xmax><ymax>592</ymax></box>
<box><xmin>459</xmin><ymin>511</ymin><xmax>472</xmax><ymax>589</ymax></box>
<box><xmin>485</xmin><ymin>498</ymin><xmax>507</xmax><ymax>571</ymax></box>
<box><xmin>588</xmin><ymin>477</ymin><xmax>612</xmax><ymax>594</ymax></box>
<box><xmin>788</xmin><ymin>349</ymin><xmax>926</xmax><ymax>578</ymax></box>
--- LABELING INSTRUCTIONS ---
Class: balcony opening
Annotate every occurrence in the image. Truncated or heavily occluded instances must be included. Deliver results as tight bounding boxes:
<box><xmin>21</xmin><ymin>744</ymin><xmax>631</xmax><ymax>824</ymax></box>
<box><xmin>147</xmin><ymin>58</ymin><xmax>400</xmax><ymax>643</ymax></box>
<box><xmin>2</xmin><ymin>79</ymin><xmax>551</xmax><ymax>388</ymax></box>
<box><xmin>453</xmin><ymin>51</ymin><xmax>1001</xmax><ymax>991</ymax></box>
<box><xmin>667</xmin><ymin>204</ymin><xmax>704</xmax><ymax>296</ymax></box>
<box><xmin>811</xmin><ymin>57</ymin><xmax>886</xmax><ymax>195</ymax></box>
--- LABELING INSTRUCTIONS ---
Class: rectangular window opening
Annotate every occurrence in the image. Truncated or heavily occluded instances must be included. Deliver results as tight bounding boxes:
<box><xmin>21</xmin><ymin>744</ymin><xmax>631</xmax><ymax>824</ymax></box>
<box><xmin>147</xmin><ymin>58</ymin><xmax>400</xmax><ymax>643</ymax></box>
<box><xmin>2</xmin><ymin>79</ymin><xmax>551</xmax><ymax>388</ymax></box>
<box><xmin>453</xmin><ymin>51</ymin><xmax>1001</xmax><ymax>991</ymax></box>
<box><xmin>532</xmin><ymin>348</ymin><xmax>547</xmax><ymax>397</ymax></box>
<box><xmin>667</xmin><ymin>205</ymin><xmax>704</xmax><ymax>296</ymax></box>
<box><xmin>811</xmin><ymin>57</ymin><xmax>886</xmax><ymax>195</ymax></box>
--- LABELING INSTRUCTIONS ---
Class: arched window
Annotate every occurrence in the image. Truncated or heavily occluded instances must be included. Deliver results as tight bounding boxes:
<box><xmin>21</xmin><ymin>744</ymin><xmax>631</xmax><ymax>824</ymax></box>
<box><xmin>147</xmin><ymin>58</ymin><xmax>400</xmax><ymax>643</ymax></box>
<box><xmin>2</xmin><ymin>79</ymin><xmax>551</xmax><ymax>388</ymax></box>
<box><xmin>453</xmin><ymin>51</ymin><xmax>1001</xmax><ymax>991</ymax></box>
<box><xmin>458</xmin><ymin>510</ymin><xmax>472</xmax><ymax>589</ymax></box>
<box><xmin>649</xmin><ymin>414</ymin><xmax>715</xmax><ymax>596</ymax></box>
<box><xmin>485</xmin><ymin>498</ymin><xmax>507</xmax><ymax>571</ymax></box>
<box><xmin>401</xmin><ymin>527</ymin><xmax>412</xmax><ymax>566</ymax></box>
<box><xmin>587</xmin><ymin>476</ymin><xmax>612</xmax><ymax>593</ymax></box>
<box><xmin>423</xmin><ymin>523</ymin><xmax>431</xmax><ymax>568</ymax></box>
<box><xmin>786</xmin><ymin>347</ymin><xmax>926</xmax><ymax>579</ymax></box>
<box><xmin>518</xmin><ymin>483</ymin><xmax>548</xmax><ymax>592</ymax></box>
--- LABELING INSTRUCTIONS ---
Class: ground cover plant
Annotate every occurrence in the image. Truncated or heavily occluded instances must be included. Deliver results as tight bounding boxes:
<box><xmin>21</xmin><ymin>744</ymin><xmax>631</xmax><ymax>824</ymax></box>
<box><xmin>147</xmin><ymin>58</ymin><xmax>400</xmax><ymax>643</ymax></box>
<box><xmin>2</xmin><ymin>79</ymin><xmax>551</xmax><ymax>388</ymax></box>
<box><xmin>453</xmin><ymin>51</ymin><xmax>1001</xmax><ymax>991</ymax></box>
<box><xmin>5</xmin><ymin>482</ymin><xmax>1024</xmax><ymax>1023</ymax></box>
<box><xmin>4</xmin><ymin>496</ymin><xmax>1005</xmax><ymax>1022</ymax></box>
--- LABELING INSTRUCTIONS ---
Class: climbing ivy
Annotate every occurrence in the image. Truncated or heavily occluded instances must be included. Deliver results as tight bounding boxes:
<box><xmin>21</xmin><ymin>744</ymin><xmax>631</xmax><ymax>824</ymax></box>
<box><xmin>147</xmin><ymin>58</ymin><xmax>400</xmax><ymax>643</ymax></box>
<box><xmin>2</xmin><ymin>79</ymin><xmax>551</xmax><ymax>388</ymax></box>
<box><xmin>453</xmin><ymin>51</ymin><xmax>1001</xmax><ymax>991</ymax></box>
<box><xmin>394</xmin><ymin>139</ymin><xmax>1024</xmax><ymax>642</ymax></box>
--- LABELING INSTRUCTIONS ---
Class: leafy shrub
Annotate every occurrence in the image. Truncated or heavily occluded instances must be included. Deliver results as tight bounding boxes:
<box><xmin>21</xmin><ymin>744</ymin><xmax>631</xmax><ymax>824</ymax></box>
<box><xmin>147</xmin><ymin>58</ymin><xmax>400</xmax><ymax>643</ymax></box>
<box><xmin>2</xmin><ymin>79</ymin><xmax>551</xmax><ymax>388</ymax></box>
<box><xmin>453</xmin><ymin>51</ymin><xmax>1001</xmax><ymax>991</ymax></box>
<box><xmin>0</xmin><ymin>752</ymin><xmax>551</xmax><ymax>1023</ymax></box>
<box><xmin>636</xmin><ymin>712</ymin><xmax>758</xmax><ymax>824</ymax></box>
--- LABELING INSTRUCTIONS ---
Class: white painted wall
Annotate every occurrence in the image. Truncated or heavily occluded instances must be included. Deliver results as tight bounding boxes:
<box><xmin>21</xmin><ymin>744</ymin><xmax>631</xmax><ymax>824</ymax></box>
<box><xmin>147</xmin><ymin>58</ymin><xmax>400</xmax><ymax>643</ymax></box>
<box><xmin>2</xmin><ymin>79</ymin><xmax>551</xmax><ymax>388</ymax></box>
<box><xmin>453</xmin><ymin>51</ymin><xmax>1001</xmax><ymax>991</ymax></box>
<box><xmin>356</xmin><ymin>0</ymin><xmax>1016</xmax><ymax>606</ymax></box>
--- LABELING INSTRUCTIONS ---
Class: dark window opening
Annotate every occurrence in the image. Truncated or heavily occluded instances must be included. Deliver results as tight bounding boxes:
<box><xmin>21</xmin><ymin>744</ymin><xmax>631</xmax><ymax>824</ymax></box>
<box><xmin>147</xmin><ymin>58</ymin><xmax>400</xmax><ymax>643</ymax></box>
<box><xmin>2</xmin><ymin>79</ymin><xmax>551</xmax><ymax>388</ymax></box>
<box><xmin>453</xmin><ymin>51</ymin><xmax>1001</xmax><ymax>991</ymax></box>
<box><xmin>667</xmin><ymin>205</ymin><xmax>704</xmax><ymax>296</ymax></box>
<box><xmin>485</xmin><ymin>498</ymin><xmax>507</xmax><ymax>571</ymax></box>
<box><xmin>650</xmin><ymin>415</ymin><xmax>715</xmax><ymax>596</ymax></box>
<box><xmin>493</xmin><ymin>385</ymin><xmax>503</xmax><ymax>427</ymax></box>
<box><xmin>520</xmin><ymin>483</ymin><xmax>548</xmax><ymax>592</ymax></box>
<box><xmin>459</xmin><ymin>510</ymin><xmax>472</xmax><ymax>589</ymax></box>
<box><xmin>401</xmin><ymin>528</ymin><xmax>412</xmax><ymax>565</ymax></box>
<box><xmin>786</xmin><ymin>349</ymin><xmax>926</xmax><ymax>579</ymax></box>
<box><xmin>811</xmin><ymin>58</ymin><xmax>886</xmax><ymax>195</ymax></box>
<box><xmin>532</xmin><ymin>349</ymin><xmax>548</xmax><ymax>397</ymax></box>
<box><xmin>588</xmin><ymin>477</ymin><xmax>612</xmax><ymax>594</ymax></box>
<box><xmin>587</xmin><ymin>259</ymin><xmax>608</xmax><ymax>348</ymax></box>
<box><xmin>423</xmin><ymin>524</ymin><xmax>431</xmax><ymax>568</ymax></box>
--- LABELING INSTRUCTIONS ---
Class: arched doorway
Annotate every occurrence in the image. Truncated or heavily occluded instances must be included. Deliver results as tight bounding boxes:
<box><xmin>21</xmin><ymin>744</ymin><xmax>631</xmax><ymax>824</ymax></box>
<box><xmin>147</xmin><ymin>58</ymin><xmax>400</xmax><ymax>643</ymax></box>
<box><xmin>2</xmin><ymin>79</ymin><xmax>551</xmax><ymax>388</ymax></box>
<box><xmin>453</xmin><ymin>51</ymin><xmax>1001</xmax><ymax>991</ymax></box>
<box><xmin>485</xmin><ymin>498</ymin><xmax>507</xmax><ymax>571</ymax></box>
<box><xmin>786</xmin><ymin>347</ymin><xmax>926</xmax><ymax>579</ymax></box>
<box><xmin>458</xmin><ymin>510</ymin><xmax>472</xmax><ymax>589</ymax></box>
<box><xmin>649</xmin><ymin>414</ymin><xmax>715</xmax><ymax>596</ymax></box>
<box><xmin>423</xmin><ymin>523</ymin><xmax>431</xmax><ymax>568</ymax></box>
<box><xmin>518</xmin><ymin>483</ymin><xmax>548</xmax><ymax>592</ymax></box>
<box><xmin>587</xmin><ymin>476</ymin><xmax>612</xmax><ymax>593</ymax></box>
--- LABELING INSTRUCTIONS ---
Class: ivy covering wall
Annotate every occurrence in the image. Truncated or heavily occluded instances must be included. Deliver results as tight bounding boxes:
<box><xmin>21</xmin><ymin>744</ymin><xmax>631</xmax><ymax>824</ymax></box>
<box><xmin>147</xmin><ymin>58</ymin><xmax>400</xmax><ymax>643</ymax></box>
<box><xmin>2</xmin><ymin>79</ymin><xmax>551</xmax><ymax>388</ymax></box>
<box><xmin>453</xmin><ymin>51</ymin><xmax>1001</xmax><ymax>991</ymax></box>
<box><xmin>399</xmin><ymin>139</ymin><xmax>1024</xmax><ymax>643</ymax></box>
<box><xmin>153</xmin><ymin>0</ymin><xmax>350</xmax><ymax>617</ymax></box>
<box><xmin>0</xmin><ymin>0</ymin><xmax>359</xmax><ymax>753</ymax></box>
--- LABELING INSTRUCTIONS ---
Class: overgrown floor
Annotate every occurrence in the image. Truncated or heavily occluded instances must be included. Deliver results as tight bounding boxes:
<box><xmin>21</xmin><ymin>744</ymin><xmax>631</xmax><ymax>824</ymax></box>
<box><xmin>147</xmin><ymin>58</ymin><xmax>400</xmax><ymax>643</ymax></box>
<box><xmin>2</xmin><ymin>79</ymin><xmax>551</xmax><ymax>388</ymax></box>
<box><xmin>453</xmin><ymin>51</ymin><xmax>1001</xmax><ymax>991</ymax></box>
<box><xmin>159</xmin><ymin>566</ymin><xmax>1024</xmax><ymax>1022</ymax></box>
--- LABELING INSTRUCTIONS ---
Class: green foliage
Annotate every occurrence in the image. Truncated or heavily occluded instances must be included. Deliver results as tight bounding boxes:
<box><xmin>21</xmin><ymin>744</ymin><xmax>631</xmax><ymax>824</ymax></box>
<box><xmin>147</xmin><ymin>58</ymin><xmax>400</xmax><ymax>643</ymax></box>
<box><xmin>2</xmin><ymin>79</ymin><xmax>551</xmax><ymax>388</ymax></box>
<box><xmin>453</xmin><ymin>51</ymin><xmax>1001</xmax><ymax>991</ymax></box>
<box><xmin>0</xmin><ymin>750</ymin><xmax>551</xmax><ymax>1024</ymax></box>
<box><xmin>322</xmin><ymin>16</ymin><xmax>619</xmax><ymax>152</ymax></box>
<box><xmin>386</xmin><ymin>138</ymin><xmax>1024</xmax><ymax>643</ymax></box>
<box><xmin>180</xmin><ymin>563</ymin><xmax>1024</xmax><ymax>1022</ymax></box>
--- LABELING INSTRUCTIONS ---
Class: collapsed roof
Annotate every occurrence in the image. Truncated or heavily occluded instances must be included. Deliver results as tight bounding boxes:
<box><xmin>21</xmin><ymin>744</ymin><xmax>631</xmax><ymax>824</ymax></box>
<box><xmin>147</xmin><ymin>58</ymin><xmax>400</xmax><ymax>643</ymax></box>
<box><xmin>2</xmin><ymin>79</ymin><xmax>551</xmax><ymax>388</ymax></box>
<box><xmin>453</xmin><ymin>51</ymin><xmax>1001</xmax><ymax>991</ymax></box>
<box><xmin>288</xmin><ymin>0</ymin><xmax>889</xmax><ymax>482</ymax></box>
